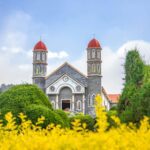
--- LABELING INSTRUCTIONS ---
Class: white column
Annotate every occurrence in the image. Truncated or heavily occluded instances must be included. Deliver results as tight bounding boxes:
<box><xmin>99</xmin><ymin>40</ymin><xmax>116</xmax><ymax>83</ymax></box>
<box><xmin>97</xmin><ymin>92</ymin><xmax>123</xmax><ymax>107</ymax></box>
<box><xmin>72</xmin><ymin>94</ymin><xmax>75</xmax><ymax>112</ymax></box>
<box><xmin>82</xmin><ymin>94</ymin><xmax>85</xmax><ymax>114</ymax></box>
<box><xmin>56</xmin><ymin>95</ymin><xmax>59</xmax><ymax>109</ymax></box>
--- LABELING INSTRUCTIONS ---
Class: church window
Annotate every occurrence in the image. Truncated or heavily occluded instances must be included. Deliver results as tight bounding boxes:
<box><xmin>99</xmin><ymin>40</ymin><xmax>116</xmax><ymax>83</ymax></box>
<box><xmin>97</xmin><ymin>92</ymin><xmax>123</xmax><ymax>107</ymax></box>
<box><xmin>92</xmin><ymin>94</ymin><xmax>95</xmax><ymax>106</ymax></box>
<box><xmin>50</xmin><ymin>86</ymin><xmax>55</xmax><ymax>92</ymax></box>
<box><xmin>88</xmin><ymin>64</ymin><xmax>91</xmax><ymax>73</ymax></box>
<box><xmin>77</xmin><ymin>100</ymin><xmax>81</xmax><ymax>110</ymax></box>
<box><xmin>88</xmin><ymin>95</ymin><xmax>91</xmax><ymax>106</ymax></box>
<box><xmin>33</xmin><ymin>53</ymin><xmax>36</xmax><ymax>60</ymax></box>
<box><xmin>42</xmin><ymin>53</ymin><xmax>45</xmax><ymax>61</ymax></box>
<box><xmin>92</xmin><ymin>64</ymin><xmax>95</xmax><ymax>73</ymax></box>
<box><xmin>51</xmin><ymin>101</ymin><xmax>55</xmax><ymax>109</ymax></box>
<box><xmin>88</xmin><ymin>51</ymin><xmax>90</xmax><ymax>59</ymax></box>
<box><xmin>92</xmin><ymin>49</ymin><xmax>95</xmax><ymax>58</ymax></box>
<box><xmin>97</xmin><ymin>51</ymin><xmax>100</xmax><ymax>58</ymax></box>
<box><xmin>97</xmin><ymin>64</ymin><xmax>100</xmax><ymax>73</ymax></box>
<box><xmin>36</xmin><ymin>66</ymin><xmax>39</xmax><ymax>74</ymax></box>
<box><xmin>36</xmin><ymin>52</ymin><xmax>40</xmax><ymax>61</ymax></box>
<box><xmin>41</xmin><ymin>66</ymin><xmax>43</xmax><ymax>74</ymax></box>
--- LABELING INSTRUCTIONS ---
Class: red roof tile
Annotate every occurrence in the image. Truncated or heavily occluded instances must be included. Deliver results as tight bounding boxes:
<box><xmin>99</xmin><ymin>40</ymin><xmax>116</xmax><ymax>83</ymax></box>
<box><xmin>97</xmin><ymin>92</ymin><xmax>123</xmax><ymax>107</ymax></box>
<box><xmin>34</xmin><ymin>40</ymin><xmax>47</xmax><ymax>51</ymax></box>
<box><xmin>87</xmin><ymin>38</ymin><xmax>101</xmax><ymax>49</ymax></box>
<box><xmin>108</xmin><ymin>94</ymin><xmax>120</xmax><ymax>103</ymax></box>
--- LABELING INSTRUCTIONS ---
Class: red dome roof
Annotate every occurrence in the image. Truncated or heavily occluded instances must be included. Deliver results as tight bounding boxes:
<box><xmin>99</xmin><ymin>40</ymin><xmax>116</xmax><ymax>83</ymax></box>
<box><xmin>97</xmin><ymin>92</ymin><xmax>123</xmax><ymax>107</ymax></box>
<box><xmin>87</xmin><ymin>38</ymin><xmax>101</xmax><ymax>49</ymax></box>
<box><xmin>33</xmin><ymin>41</ymin><xmax>47</xmax><ymax>51</ymax></box>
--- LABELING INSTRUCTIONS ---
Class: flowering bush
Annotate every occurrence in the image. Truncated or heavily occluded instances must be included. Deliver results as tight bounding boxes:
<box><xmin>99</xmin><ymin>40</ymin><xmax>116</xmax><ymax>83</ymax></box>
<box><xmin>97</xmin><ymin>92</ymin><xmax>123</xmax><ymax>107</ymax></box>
<box><xmin>0</xmin><ymin>95</ymin><xmax>150</xmax><ymax>150</ymax></box>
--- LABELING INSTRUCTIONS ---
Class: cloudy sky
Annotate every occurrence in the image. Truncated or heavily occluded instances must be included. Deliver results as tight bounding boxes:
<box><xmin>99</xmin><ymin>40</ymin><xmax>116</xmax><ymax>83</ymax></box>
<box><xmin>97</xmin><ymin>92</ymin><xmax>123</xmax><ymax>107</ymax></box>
<box><xmin>0</xmin><ymin>0</ymin><xmax>150</xmax><ymax>93</ymax></box>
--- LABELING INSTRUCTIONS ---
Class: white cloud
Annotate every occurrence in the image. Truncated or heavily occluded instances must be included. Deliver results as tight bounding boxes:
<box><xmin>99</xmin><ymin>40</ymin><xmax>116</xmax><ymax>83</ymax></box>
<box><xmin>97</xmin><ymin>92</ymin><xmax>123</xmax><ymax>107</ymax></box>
<box><xmin>0</xmin><ymin>11</ymin><xmax>32</xmax><ymax>84</ymax></box>
<box><xmin>117</xmin><ymin>40</ymin><xmax>150</xmax><ymax>64</ymax></box>
<box><xmin>18</xmin><ymin>64</ymin><xmax>31</xmax><ymax>71</ymax></box>
<box><xmin>102</xmin><ymin>40</ymin><xmax>150</xmax><ymax>93</ymax></box>
<box><xmin>48</xmin><ymin>51</ymin><xmax>69</xmax><ymax>59</ymax></box>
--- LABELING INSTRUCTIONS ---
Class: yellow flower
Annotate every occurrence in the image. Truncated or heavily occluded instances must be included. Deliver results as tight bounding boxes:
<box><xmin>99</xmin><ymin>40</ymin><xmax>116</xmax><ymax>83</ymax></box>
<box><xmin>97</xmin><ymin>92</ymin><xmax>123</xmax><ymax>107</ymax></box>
<box><xmin>0</xmin><ymin>95</ymin><xmax>149</xmax><ymax>150</ymax></box>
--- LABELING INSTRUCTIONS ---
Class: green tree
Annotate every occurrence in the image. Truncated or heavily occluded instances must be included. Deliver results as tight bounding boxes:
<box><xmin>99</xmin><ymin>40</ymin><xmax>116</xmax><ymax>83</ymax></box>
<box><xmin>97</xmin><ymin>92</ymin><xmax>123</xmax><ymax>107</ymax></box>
<box><xmin>140</xmin><ymin>82</ymin><xmax>150</xmax><ymax>116</ymax></box>
<box><xmin>118</xmin><ymin>50</ymin><xmax>145</xmax><ymax>123</ymax></box>
<box><xmin>144</xmin><ymin>65</ymin><xmax>150</xmax><ymax>83</ymax></box>
<box><xmin>124</xmin><ymin>50</ymin><xmax>144</xmax><ymax>85</ymax></box>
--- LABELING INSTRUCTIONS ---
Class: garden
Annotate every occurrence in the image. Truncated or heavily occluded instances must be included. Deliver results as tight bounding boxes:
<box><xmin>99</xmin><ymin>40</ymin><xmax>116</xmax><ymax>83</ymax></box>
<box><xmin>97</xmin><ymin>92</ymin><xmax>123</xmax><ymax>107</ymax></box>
<box><xmin>0</xmin><ymin>50</ymin><xmax>149</xmax><ymax>149</ymax></box>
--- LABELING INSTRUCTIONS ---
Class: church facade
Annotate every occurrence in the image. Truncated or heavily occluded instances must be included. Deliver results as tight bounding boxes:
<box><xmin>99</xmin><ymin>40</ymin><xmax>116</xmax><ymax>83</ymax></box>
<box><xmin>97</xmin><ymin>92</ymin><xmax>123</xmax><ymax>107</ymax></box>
<box><xmin>32</xmin><ymin>38</ymin><xmax>118</xmax><ymax>116</ymax></box>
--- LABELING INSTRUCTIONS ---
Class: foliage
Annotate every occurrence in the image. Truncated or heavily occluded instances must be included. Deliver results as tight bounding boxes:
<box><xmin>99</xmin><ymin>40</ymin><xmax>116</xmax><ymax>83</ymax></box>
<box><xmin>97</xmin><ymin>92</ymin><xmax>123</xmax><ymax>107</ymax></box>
<box><xmin>107</xmin><ymin>110</ymin><xmax>118</xmax><ymax>128</ymax></box>
<box><xmin>0</xmin><ymin>84</ymin><xmax>52</xmax><ymax>111</ymax></box>
<box><xmin>118</xmin><ymin>50</ymin><xmax>150</xmax><ymax>123</ymax></box>
<box><xmin>0</xmin><ymin>84</ymin><xmax>53</xmax><ymax>124</ymax></box>
<box><xmin>118</xmin><ymin>82</ymin><xmax>137</xmax><ymax>112</ymax></box>
<box><xmin>69</xmin><ymin>114</ymin><xmax>95</xmax><ymax>131</ymax></box>
<box><xmin>140</xmin><ymin>82</ymin><xmax>150</xmax><ymax>116</ymax></box>
<box><xmin>0</xmin><ymin>95</ymin><xmax>150</xmax><ymax>149</ymax></box>
<box><xmin>26</xmin><ymin>105</ymin><xmax>65</xmax><ymax>128</ymax></box>
<box><xmin>124</xmin><ymin>49</ymin><xmax>144</xmax><ymax>85</ymax></box>
<box><xmin>109</xmin><ymin>105</ymin><xmax>118</xmax><ymax>111</ymax></box>
<box><xmin>54</xmin><ymin>109</ymin><xmax>70</xmax><ymax>127</ymax></box>
<box><xmin>144</xmin><ymin>65</ymin><xmax>150</xmax><ymax>83</ymax></box>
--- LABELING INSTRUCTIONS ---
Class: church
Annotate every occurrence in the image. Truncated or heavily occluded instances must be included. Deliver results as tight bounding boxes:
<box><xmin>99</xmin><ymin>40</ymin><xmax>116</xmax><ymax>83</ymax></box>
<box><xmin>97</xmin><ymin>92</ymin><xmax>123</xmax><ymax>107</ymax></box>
<box><xmin>32</xmin><ymin>38</ymin><xmax>119</xmax><ymax>116</ymax></box>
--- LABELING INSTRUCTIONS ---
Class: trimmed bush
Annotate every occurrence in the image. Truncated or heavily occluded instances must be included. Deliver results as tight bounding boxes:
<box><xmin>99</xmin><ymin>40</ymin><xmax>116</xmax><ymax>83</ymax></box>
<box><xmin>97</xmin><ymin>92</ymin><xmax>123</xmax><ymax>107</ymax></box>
<box><xmin>26</xmin><ymin>105</ymin><xmax>64</xmax><ymax>128</ymax></box>
<box><xmin>0</xmin><ymin>84</ymin><xmax>52</xmax><ymax>111</ymax></box>
<box><xmin>54</xmin><ymin>109</ymin><xmax>70</xmax><ymax>128</ymax></box>
<box><xmin>0</xmin><ymin>84</ymin><xmax>53</xmax><ymax>125</ymax></box>
<box><xmin>70</xmin><ymin>114</ymin><xmax>95</xmax><ymax>130</ymax></box>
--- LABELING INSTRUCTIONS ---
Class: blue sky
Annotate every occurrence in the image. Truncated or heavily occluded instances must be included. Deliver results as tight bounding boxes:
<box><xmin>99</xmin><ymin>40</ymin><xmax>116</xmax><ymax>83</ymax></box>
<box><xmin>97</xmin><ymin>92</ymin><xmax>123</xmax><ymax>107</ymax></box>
<box><xmin>0</xmin><ymin>0</ymin><xmax>150</xmax><ymax>52</ymax></box>
<box><xmin>0</xmin><ymin>0</ymin><xmax>150</xmax><ymax>93</ymax></box>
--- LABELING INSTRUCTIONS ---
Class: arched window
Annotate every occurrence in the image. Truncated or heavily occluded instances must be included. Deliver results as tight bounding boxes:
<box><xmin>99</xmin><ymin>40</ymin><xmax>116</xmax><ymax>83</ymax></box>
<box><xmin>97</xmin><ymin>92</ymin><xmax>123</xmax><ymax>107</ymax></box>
<box><xmin>77</xmin><ymin>100</ymin><xmax>81</xmax><ymax>110</ymax></box>
<box><xmin>88</xmin><ymin>95</ymin><xmax>91</xmax><ymax>106</ymax></box>
<box><xmin>92</xmin><ymin>49</ymin><xmax>95</xmax><ymax>58</ymax></box>
<box><xmin>97</xmin><ymin>51</ymin><xmax>100</xmax><ymax>58</ymax></box>
<box><xmin>88</xmin><ymin>64</ymin><xmax>92</xmax><ymax>73</ymax></box>
<box><xmin>92</xmin><ymin>64</ymin><xmax>95</xmax><ymax>73</ymax></box>
<box><xmin>88</xmin><ymin>51</ymin><xmax>90</xmax><ymax>59</ymax></box>
<box><xmin>42</xmin><ymin>53</ymin><xmax>45</xmax><ymax>61</ymax></box>
<box><xmin>51</xmin><ymin>101</ymin><xmax>55</xmax><ymax>109</ymax></box>
<box><xmin>33</xmin><ymin>53</ymin><xmax>36</xmax><ymax>60</ymax></box>
<box><xmin>92</xmin><ymin>94</ymin><xmax>95</xmax><ymax>106</ymax></box>
<box><xmin>97</xmin><ymin>64</ymin><xmax>100</xmax><ymax>73</ymax></box>
<box><xmin>36</xmin><ymin>52</ymin><xmax>40</xmax><ymax>60</ymax></box>
<box><xmin>36</xmin><ymin>65</ymin><xmax>40</xmax><ymax>74</ymax></box>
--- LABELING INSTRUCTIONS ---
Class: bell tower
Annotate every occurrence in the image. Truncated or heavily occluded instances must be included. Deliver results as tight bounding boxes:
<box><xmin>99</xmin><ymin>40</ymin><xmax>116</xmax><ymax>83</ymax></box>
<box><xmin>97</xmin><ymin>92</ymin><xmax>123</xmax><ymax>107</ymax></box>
<box><xmin>32</xmin><ymin>40</ymin><xmax>48</xmax><ymax>91</ymax></box>
<box><xmin>87</xmin><ymin>38</ymin><xmax>102</xmax><ymax>115</ymax></box>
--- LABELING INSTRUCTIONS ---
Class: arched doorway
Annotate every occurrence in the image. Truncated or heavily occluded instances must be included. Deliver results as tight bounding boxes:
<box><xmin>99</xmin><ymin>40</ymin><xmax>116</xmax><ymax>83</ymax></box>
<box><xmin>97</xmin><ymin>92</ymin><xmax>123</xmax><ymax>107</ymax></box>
<box><xmin>59</xmin><ymin>87</ymin><xmax>72</xmax><ymax>111</ymax></box>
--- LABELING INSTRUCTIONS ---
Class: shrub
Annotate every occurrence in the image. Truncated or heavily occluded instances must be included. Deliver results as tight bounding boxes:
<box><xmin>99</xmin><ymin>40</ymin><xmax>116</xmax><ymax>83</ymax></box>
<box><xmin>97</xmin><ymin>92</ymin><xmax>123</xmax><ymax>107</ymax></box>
<box><xmin>70</xmin><ymin>114</ymin><xmax>95</xmax><ymax>130</ymax></box>
<box><xmin>0</xmin><ymin>95</ymin><xmax>150</xmax><ymax>149</ymax></box>
<box><xmin>0</xmin><ymin>84</ymin><xmax>52</xmax><ymax>111</ymax></box>
<box><xmin>54</xmin><ymin>109</ymin><xmax>70</xmax><ymax>128</ymax></box>
<box><xmin>0</xmin><ymin>84</ymin><xmax>53</xmax><ymax>125</ymax></box>
<box><xmin>107</xmin><ymin>110</ymin><xmax>118</xmax><ymax>128</ymax></box>
<box><xmin>110</xmin><ymin>106</ymin><xmax>118</xmax><ymax>111</ymax></box>
<box><xmin>26</xmin><ymin>105</ymin><xmax>64</xmax><ymax>128</ymax></box>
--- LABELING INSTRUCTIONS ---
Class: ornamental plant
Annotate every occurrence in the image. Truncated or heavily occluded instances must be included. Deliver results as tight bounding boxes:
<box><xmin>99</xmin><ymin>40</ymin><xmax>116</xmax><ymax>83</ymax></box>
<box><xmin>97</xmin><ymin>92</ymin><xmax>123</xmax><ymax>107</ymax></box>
<box><xmin>0</xmin><ymin>84</ymin><xmax>68</xmax><ymax>127</ymax></box>
<box><xmin>0</xmin><ymin>95</ymin><xmax>150</xmax><ymax>149</ymax></box>
<box><xmin>118</xmin><ymin>50</ymin><xmax>150</xmax><ymax>123</ymax></box>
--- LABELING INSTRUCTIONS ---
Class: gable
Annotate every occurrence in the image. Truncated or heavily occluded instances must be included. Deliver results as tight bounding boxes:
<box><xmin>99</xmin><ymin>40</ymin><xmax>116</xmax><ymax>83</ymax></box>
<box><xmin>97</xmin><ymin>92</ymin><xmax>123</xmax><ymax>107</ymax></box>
<box><xmin>45</xmin><ymin>62</ymin><xmax>87</xmax><ymax>88</ymax></box>
<box><xmin>46</xmin><ymin>74</ymin><xmax>85</xmax><ymax>94</ymax></box>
